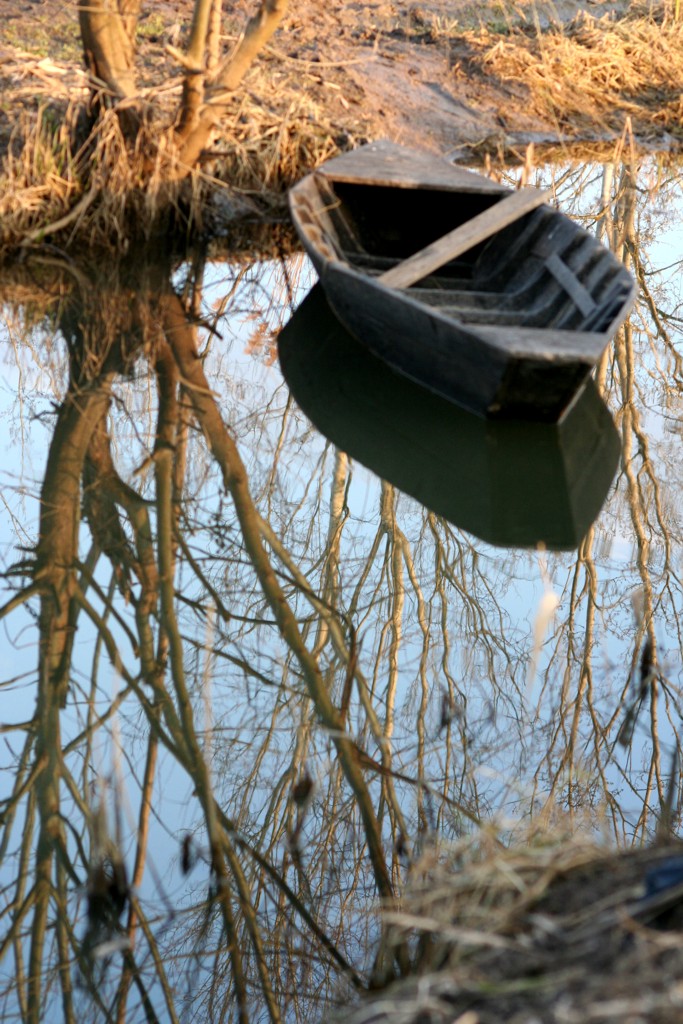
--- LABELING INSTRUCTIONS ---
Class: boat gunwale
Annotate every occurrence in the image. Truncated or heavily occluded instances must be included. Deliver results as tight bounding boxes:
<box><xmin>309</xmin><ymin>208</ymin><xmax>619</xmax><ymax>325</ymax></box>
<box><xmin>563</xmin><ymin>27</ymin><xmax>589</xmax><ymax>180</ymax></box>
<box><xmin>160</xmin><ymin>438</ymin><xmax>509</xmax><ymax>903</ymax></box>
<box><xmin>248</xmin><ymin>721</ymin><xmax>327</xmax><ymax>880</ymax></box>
<box><xmin>312</xmin><ymin>171</ymin><xmax>508</xmax><ymax>194</ymax></box>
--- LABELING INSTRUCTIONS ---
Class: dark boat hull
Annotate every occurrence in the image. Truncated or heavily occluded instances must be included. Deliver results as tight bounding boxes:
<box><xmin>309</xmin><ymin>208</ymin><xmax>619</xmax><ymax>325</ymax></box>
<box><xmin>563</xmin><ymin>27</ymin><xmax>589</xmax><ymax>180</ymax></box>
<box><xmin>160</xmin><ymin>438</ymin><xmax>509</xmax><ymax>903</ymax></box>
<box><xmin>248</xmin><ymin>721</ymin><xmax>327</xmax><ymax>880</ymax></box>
<box><xmin>323</xmin><ymin>261</ymin><xmax>597</xmax><ymax>421</ymax></box>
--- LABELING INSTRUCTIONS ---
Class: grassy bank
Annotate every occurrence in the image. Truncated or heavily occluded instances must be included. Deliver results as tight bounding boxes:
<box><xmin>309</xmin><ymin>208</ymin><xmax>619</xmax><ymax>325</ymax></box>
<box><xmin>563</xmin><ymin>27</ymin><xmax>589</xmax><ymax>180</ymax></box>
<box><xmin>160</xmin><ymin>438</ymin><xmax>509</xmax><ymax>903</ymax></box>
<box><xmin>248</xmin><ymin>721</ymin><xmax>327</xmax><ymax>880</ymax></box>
<box><xmin>1</xmin><ymin>1</ymin><xmax>682</xmax><ymax>256</ymax></box>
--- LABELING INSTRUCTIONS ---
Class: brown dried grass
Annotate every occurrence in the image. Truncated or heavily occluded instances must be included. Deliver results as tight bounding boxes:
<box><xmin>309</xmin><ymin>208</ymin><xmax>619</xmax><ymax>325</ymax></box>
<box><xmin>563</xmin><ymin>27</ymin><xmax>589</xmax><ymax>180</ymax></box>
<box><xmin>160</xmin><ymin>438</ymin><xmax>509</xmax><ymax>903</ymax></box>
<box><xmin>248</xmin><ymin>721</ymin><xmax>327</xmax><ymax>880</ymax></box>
<box><xmin>341</xmin><ymin>825</ymin><xmax>683</xmax><ymax>1024</ymax></box>
<box><xmin>4</xmin><ymin>7</ymin><xmax>683</xmax><ymax>255</ymax></box>
<box><xmin>0</xmin><ymin>43</ymin><xmax>358</xmax><ymax>256</ymax></box>
<box><xmin>0</xmin><ymin>100</ymin><xmax>189</xmax><ymax>253</ymax></box>
<box><xmin>461</xmin><ymin>10</ymin><xmax>683</xmax><ymax>141</ymax></box>
<box><xmin>204</xmin><ymin>89</ymin><xmax>349</xmax><ymax>194</ymax></box>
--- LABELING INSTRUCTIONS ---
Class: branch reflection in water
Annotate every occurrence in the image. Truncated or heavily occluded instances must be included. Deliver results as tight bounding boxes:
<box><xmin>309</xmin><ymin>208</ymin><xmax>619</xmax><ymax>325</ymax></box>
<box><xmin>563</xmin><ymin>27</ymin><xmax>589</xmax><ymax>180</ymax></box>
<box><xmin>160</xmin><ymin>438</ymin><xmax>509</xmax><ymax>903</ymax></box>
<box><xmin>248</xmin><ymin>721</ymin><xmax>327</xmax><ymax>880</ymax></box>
<box><xmin>0</xmin><ymin>151</ymin><xmax>682</xmax><ymax>1022</ymax></box>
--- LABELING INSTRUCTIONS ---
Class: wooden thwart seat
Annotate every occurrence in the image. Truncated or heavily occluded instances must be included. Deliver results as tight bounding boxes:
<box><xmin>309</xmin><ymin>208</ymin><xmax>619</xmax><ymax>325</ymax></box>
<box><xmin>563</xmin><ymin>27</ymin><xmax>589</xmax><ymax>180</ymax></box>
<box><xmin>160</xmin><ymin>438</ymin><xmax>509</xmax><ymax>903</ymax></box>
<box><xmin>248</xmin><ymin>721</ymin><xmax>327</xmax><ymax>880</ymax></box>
<box><xmin>377</xmin><ymin>187</ymin><xmax>553</xmax><ymax>289</ymax></box>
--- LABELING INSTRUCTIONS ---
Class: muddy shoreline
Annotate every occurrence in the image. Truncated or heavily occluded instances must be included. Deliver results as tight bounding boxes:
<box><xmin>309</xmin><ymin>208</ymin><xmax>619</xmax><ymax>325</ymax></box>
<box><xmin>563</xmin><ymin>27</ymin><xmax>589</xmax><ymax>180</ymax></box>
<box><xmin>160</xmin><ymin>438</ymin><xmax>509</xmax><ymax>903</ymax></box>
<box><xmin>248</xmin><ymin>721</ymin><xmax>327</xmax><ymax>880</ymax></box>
<box><xmin>1</xmin><ymin>0</ymin><xmax>639</xmax><ymax>163</ymax></box>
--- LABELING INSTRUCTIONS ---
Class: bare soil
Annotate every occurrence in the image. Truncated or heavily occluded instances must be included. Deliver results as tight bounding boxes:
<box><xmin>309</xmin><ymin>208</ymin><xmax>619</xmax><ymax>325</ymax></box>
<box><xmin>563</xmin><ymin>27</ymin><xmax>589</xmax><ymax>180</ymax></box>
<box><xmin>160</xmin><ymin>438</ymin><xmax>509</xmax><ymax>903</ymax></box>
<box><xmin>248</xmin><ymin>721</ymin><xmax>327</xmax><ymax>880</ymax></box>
<box><xmin>0</xmin><ymin>0</ymin><xmax>634</xmax><ymax>167</ymax></box>
<box><xmin>3</xmin><ymin>0</ymin><xmax>681</xmax><ymax>253</ymax></box>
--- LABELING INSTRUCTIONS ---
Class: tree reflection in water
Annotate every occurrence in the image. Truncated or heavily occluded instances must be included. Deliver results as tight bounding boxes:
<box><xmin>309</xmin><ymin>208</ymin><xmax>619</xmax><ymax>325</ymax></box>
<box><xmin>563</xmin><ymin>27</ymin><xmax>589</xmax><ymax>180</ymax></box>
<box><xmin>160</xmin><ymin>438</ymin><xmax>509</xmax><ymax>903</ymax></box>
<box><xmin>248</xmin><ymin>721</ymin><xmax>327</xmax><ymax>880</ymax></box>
<box><xmin>0</xmin><ymin>155</ymin><xmax>682</xmax><ymax>1023</ymax></box>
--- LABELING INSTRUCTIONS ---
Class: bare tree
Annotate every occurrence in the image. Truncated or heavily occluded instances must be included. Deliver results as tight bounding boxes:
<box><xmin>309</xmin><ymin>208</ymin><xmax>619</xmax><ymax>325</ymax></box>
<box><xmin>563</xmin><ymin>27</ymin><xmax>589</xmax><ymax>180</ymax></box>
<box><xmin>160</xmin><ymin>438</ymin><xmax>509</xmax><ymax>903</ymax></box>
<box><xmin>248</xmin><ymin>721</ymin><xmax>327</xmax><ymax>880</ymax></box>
<box><xmin>78</xmin><ymin>0</ymin><xmax>289</xmax><ymax>179</ymax></box>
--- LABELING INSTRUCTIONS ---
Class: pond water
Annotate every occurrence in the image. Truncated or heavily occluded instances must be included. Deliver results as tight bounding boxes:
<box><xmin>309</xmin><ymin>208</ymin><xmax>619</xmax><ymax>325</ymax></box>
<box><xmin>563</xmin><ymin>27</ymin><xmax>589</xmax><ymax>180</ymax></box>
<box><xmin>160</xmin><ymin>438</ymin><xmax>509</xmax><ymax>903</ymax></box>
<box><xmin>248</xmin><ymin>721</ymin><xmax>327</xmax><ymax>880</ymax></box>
<box><xmin>0</xmin><ymin>154</ymin><xmax>682</xmax><ymax>1022</ymax></box>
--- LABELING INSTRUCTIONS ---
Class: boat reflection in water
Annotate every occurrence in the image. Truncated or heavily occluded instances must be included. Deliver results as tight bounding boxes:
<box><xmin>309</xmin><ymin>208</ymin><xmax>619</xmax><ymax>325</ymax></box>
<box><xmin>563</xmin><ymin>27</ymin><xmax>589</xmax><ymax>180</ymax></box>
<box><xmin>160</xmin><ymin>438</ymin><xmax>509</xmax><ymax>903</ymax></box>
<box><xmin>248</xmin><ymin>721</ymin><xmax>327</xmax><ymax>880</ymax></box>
<box><xmin>278</xmin><ymin>286</ymin><xmax>621</xmax><ymax>551</ymax></box>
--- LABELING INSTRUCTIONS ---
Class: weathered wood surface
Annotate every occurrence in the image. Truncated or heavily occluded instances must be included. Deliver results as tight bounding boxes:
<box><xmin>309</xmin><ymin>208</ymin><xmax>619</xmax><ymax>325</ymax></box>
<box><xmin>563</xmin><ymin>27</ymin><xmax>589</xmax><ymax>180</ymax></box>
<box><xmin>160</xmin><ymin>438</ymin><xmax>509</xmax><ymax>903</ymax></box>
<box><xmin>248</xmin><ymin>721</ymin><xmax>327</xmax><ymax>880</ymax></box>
<box><xmin>317</xmin><ymin>138</ymin><xmax>506</xmax><ymax>193</ymax></box>
<box><xmin>289</xmin><ymin>183</ymin><xmax>340</xmax><ymax>264</ymax></box>
<box><xmin>544</xmin><ymin>252</ymin><xmax>596</xmax><ymax>317</ymax></box>
<box><xmin>471</xmin><ymin>324</ymin><xmax>603</xmax><ymax>361</ymax></box>
<box><xmin>377</xmin><ymin>187</ymin><xmax>552</xmax><ymax>289</ymax></box>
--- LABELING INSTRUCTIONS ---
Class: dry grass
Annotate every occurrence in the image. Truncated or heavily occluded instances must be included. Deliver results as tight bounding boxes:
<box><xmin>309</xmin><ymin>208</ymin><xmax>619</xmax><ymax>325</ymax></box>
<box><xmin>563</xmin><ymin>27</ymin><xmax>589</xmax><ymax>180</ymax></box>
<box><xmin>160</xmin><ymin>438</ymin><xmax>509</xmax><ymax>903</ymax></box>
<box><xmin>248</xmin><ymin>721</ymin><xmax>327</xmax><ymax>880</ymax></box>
<box><xmin>341</xmin><ymin>825</ymin><xmax>683</xmax><ymax>1024</ymax></box>
<box><xmin>459</xmin><ymin>9</ymin><xmax>683</xmax><ymax>141</ymax></box>
<box><xmin>0</xmin><ymin>97</ymin><xmax>343</xmax><ymax>255</ymax></box>
<box><xmin>0</xmin><ymin>103</ymin><xmax>183</xmax><ymax>252</ymax></box>
<box><xmin>202</xmin><ymin>88</ymin><xmax>353</xmax><ymax>194</ymax></box>
<box><xmin>0</xmin><ymin>39</ymin><xmax>363</xmax><ymax>256</ymax></box>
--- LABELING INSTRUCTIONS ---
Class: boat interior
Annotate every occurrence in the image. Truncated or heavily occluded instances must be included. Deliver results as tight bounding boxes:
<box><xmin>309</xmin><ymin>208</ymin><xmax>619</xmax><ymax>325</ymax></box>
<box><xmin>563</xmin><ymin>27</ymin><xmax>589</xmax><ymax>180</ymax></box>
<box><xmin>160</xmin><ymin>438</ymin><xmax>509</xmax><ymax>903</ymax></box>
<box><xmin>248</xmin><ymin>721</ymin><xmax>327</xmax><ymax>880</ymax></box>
<box><xmin>313</xmin><ymin>177</ymin><xmax>634</xmax><ymax>334</ymax></box>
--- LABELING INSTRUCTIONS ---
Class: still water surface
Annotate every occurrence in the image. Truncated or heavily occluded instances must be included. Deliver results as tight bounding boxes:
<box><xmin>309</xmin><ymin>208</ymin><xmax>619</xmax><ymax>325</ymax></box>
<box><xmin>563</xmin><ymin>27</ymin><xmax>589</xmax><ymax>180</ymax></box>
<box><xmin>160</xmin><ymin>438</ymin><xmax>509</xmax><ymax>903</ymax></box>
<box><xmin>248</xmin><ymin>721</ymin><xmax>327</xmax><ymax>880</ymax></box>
<box><xmin>0</xmin><ymin>155</ymin><xmax>682</xmax><ymax>1021</ymax></box>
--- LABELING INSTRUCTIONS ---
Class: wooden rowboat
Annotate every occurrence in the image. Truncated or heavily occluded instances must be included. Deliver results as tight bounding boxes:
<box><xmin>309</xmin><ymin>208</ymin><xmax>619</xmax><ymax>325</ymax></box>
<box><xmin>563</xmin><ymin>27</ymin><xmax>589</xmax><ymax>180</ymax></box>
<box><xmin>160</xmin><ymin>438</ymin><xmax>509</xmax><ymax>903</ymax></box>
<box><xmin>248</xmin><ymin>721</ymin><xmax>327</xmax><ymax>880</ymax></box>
<box><xmin>288</xmin><ymin>140</ymin><xmax>636</xmax><ymax>421</ymax></box>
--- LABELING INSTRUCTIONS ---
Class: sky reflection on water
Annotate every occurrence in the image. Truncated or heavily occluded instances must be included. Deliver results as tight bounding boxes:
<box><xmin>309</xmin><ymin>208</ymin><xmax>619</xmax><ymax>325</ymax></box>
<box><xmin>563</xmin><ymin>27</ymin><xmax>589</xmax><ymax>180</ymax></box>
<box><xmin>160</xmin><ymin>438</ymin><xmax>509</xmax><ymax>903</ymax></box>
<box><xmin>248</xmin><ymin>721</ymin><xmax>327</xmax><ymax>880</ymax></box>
<box><xmin>0</xmin><ymin>153</ymin><xmax>682</xmax><ymax>1021</ymax></box>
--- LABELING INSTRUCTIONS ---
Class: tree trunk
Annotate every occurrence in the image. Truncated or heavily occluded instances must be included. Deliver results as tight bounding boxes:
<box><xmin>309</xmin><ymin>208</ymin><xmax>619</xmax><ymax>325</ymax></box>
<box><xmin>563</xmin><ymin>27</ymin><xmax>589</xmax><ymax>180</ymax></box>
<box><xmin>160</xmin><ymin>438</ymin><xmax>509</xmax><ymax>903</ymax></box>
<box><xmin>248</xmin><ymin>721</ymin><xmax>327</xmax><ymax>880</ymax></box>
<box><xmin>78</xmin><ymin>0</ymin><xmax>139</xmax><ymax>99</ymax></box>
<box><xmin>76</xmin><ymin>0</ymin><xmax>290</xmax><ymax>181</ymax></box>
<box><xmin>174</xmin><ymin>0</ymin><xmax>289</xmax><ymax>174</ymax></box>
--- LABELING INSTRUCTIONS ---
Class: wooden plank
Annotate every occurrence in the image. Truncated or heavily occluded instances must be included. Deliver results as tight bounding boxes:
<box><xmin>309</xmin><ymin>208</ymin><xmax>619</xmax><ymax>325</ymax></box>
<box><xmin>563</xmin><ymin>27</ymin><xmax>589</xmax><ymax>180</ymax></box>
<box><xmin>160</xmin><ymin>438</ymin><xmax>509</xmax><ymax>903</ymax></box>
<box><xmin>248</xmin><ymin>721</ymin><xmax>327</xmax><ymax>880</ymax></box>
<box><xmin>377</xmin><ymin>187</ymin><xmax>552</xmax><ymax>290</ymax></box>
<box><xmin>290</xmin><ymin>179</ymin><xmax>337</xmax><ymax>242</ymax></box>
<box><xmin>289</xmin><ymin>180</ymin><xmax>341</xmax><ymax>264</ymax></box>
<box><xmin>319</xmin><ymin>139</ymin><xmax>506</xmax><ymax>194</ymax></box>
<box><xmin>544</xmin><ymin>252</ymin><xmax>596</xmax><ymax>317</ymax></box>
